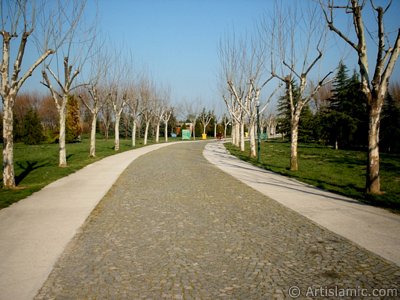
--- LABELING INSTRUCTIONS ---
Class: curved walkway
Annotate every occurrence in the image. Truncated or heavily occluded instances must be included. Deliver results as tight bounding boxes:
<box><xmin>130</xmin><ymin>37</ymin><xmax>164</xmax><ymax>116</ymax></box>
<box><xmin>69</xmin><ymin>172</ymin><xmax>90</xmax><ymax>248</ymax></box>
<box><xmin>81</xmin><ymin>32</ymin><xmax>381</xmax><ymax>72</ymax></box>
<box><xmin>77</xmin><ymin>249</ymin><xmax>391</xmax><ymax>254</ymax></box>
<box><xmin>1</xmin><ymin>141</ymin><xmax>399</xmax><ymax>299</ymax></box>
<box><xmin>34</xmin><ymin>142</ymin><xmax>399</xmax><ymax>299</ymax></box>
<box><xmin>204</xmin><ymin>141</ymin><xmax>400</xmax><ymax>267</ymax></box>
<box><xmin>0</xmin><ymin>142</ymin><xmax>178</xmax><ymax>300</ymax></box>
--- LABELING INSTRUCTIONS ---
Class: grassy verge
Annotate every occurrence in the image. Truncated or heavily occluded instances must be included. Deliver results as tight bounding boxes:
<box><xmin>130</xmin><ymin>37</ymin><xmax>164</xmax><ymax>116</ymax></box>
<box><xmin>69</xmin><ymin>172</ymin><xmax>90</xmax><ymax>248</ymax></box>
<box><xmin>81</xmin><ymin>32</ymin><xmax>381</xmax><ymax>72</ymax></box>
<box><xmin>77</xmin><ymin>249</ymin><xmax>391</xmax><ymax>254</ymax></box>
<box><xmin>0</xmin><ymin>137</ymin><xmax>178</xmax><ymax>209</ymax></box>
<box><xmin>225</xmin><ymin>140</ymin><xmax>400</xmax><ymax>211</ymax></box>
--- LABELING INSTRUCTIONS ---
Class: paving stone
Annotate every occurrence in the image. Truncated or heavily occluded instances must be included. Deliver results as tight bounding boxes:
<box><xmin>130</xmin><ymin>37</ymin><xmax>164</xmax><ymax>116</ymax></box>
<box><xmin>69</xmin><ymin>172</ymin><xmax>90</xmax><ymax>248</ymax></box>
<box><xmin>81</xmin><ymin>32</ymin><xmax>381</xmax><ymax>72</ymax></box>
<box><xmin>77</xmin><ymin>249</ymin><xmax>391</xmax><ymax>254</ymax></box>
<box><xmin>35</xmin><ymin>142</ymin><xmax>400</xmax><ymax>299</ymax></box>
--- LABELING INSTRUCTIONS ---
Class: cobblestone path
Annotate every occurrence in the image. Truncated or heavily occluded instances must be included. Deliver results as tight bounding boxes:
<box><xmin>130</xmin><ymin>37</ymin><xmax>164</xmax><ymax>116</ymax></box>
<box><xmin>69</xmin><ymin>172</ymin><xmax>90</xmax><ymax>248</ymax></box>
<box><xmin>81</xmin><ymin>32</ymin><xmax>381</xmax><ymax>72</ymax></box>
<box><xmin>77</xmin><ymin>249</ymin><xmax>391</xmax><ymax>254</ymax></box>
<box><xmin>36</xmin><ymin>142</ymin><xmax>400</xmax><ymax>299</ymax></box>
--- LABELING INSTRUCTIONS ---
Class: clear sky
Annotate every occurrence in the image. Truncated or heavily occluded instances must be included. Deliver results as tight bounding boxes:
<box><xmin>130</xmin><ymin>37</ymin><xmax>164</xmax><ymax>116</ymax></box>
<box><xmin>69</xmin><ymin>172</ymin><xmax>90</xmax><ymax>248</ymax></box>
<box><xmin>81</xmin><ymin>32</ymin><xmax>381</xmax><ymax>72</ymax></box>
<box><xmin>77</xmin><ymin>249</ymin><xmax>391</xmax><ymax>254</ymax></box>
<box><xmin>19</xmin><ymin>0</ymin><xmax>400</xmax><ymax>115</ymax></box>
<box><xmin>96</xmin><ymin>0</ymin><xmax>272</xmax><ymax>113</ymax></box>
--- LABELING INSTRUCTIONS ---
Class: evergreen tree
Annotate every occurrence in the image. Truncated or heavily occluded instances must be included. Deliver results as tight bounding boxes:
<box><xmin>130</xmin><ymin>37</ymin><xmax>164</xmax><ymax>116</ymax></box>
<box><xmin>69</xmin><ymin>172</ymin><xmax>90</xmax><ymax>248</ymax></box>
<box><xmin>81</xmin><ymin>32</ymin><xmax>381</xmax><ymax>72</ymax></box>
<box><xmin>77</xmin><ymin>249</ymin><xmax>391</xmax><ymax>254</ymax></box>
<box><xmin>66</xmin><ymin>95</ymin><xmax>82</xmax><ymax>143</ymax></box>
<box><xmin>381</xmin><ymin>92</ymin><xmax>400</xmax><ymax>153</ymax></box>
<box><xmin>276</xmin><ymin>80</ymin><xmax>312</xmax><ymax>141</ymax></box>
<box><xmin>346</xmin><ymin>71</ymin><xmax>368</xmax><ymax>148</ymax></box>
<box><xmin>13</xmin><ymin>117</ymin><xmax>24</xmax><ymax>142</ymax></box>
<box><xmin>22</xmin><ymin>108</ymin><xmax>45</xmax><ymax>145</ymax></box>
<box><xmin>323</xmin><ymin>62</ymin><xmax>367</xmax><ymax>149</ymax></box>
<box><xmin>298</xmin><ymin>104</ymin><xmax>314</xmax><ymax>142</ymax></box>
<box><xmin>276</xmin><ymin>81</ymin><xmax>299</xmax><ymax>138</ymax></box>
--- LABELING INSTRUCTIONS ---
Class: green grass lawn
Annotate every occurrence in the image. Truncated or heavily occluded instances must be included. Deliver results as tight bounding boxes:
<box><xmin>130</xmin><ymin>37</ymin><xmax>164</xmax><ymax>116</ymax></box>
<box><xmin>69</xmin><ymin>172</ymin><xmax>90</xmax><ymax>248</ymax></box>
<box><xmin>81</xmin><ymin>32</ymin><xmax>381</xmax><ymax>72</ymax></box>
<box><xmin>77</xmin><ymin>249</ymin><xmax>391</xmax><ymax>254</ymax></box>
<box><xmin>0</xmin><ymin>137</ymin><xmax>178</xmax><ymax>209</ymax></box>
<box><xmin>225</xmin><ymin>140</ymin><xmax>400</xmax><ymax>210</ymax></box>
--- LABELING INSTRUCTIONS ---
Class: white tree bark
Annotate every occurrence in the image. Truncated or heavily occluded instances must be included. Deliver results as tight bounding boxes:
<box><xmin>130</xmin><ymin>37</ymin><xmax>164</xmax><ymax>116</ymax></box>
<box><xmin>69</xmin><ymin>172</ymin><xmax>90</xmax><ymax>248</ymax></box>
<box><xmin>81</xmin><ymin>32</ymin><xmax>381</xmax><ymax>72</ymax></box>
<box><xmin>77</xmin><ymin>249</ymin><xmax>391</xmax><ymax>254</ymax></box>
<box><xmin>240</xmin><ymin>122</ymin><xmax>245</xmax><ymax>151</ymax></box>
<box><xmin>1</xmin><ymin>7</ymin><xmax>54</xmax><ymax>187</ymax></box>
<box><xmin>131</xmin><ymin>119</ymin><xmax>137</xmax><ymax>147</ymax></box>
<box><xmin>249</xmin><ymin>121</ymin><xmax>257</xmax><ymax>157</ymax></box>
<box><xmin>41</xmin><ymin>0</ymin><xmax>92</xmax><ymax>166</ymax></box>
<box><xmin>144</xmin><ymin>121</ymin><xmax>150</xmax><ymax>145</ymax></box>
<box><xmin>155</xmin><ymin>122</ymin><xmax>160</xmax><ymax>143</ymax></box>
<box><xmin>58</xmin><ymin>99</ymin><xmax>67</xmax><ymax>166</ymax></box>
<box><xmin>235</xmin><ymin>122</ymin><xmax>240</xmax><ymax>145</ymax></box>
<box><xmin>42</xmin><ymin>61</ymin><xmax>81</xmax><ymax>167</ymax></box>
<box><xmin>161</xmin><ymin>109</ymin><xmax>172</xmax><ymax>142</ymax></box>
<box><xmin>268</xmin><ymin>3</ymin><xmax>331</xmax><ymax>170</ymax></box>
<box><xmin>89</xmin><ymin>113</ymin><xmax>97</xmax><ymax>157</ymax></box>
<box><xmin>321</xmin><ymin>0</ymin><xmax>400</xmax><ymax>193</ymax></box>
<box><xmin>114</xmin><ymin>113</ymin><xmax>121</xmax><ymax>151</ymax></box>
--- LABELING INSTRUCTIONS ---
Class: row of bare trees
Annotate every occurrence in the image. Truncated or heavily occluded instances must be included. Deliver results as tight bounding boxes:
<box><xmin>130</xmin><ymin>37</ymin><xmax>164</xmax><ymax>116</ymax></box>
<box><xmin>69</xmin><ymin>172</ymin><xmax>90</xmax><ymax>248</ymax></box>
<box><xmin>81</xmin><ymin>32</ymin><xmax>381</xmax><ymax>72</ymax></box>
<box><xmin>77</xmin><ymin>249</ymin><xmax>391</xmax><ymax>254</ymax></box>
<box><xmin>1</xmin><ymin>0</ymin><xmax>174</xmax><ymax>189</ymax></box>
<box><xmin>219</xmin><ymin>0</ymin><xmax>400</xmax><ymax>195</ymax></box>
<box><xmin>1</xmin><ymin>0</ymin><xmax>96</xmax><ymax>187</ymax></box>
<box><xmin>79</xmin><ymin>71</ymin><xmax>173</xmax><ymax>156</ymax></box>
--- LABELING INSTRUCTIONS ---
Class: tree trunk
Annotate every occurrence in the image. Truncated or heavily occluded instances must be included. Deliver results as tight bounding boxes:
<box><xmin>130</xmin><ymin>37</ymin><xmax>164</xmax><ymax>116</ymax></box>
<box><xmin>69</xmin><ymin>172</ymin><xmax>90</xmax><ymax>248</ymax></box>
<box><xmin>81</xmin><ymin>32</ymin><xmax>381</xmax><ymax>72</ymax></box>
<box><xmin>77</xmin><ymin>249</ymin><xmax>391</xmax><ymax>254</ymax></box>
<box><xmin>114</xmin><ymin>114</ymin><xmax>121</xmax><ymax>151</ymax></box>
<box><xmin>240</xmin><ymin>122</ymin><xmax>245</xmax><ymax>152</ymax></box>
<box><xmin>89</xmin><ymin>113</ymin><xmax>97</xmax><ymax>157</ymax></box>
<box><xmin>144</xmin><ymin>121</ymin><xmax>150</xmax><ymax>145</ymax></box>
<box><xmin>59</xmin><ymin>100</ymin><xmax>67</xmax><ymax>167</ymax></box>
<box><xmin>214</xmin><ymin>123</ymin><xmax>217</xmax><ymax>138</ymax></box>
<box><xmin>104</xmin><ymin>124</ymin><xmax>109</xmax><ymax>140</ymax></box>
<box><xmin>249</xmin><ymin>122</ymin><xmax>256</xmax><ymax>158</ymax></box>
<box><xmin>231</xmin><ymin>122</ymin><xmax>236</xmax><ymax>144</ymax></box>
<box><xmin>132</xmin><ymin>120</ymin><xmax>136</xmax><ymax>147</ymax></box>
<box><xmin>366</xmin><ymin>101</ymin><xmax>382</xmax><ymax>194</ymax></box>
<box><xmin>2</xmin><ymin>96</ymin><xmax>16</xmax><ymax>188</ymax></box>
<box><xmin>164</xmin><ymin>122</ymin><xmax>168</xmax><ymax>142</ymax></box>
<box><xmin>224</xmin><ymin>122</ymin><xmax>228</xmax><ymax>139</ymax></box>
<box><xmin>290</xmin><ymin>113</ymin><xmax>300</xmax><ymax>171</ymax></box>
<box><xmin>192</xmin><ymin>120</ymin><xmax>196</xmax><ymax>140</ymax></box>
<box><xmin>156</xmin><ymin>122</ymin><xmax>160</xmax><ymax>143</ymax></box>
<box><xmin>235</xmin><ymin>122</ymin><xmax>240</xmax><ymax>147</ymax></box>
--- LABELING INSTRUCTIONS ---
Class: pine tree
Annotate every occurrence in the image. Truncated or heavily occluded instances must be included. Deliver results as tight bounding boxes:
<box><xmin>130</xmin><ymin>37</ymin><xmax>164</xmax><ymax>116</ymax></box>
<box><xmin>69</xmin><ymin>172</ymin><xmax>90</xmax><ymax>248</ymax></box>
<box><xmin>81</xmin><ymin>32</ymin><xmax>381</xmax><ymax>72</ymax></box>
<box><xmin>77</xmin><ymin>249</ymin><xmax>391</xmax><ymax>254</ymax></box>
<box><xmin>276</xmin><ymin>80</ymin><xmax>311</xmax><ymax>141</ymax></box>
<box><xmin>22</xmin><ymin>108</ymin><xmax>45</xmax><ymax>145</ymax></box>
<box><xmin>298</xmin><ymin>104</ymin><xmax>314</xmax><ymax>142</ymax></box>
<box><xmin>381</xmin><ymin>92</ymin><xmax>400</xmax><ymax>153</ymax></box>
<box><xmin>66</xmin><ymin>95</ymin><xmax>82</xmax><ymax>143</ymax></box>
<box><xmin>324</xmin><ymin>62</ymin><xmax>367</xmax><ymax>149</ymax></box>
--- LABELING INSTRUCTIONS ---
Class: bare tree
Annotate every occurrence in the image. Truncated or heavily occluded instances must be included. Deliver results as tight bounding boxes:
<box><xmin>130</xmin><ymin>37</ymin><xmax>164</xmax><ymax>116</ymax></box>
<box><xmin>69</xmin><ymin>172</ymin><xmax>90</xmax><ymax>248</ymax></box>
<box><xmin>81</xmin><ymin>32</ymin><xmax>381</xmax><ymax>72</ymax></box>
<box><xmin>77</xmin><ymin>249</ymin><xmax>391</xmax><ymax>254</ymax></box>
<box><xmin>108</xmin><ymin>83</ymin><xmax>128</xmax><ymax>151</ymax></box>
<box><xmin>265</xmin><ymin>113</ymin><xmax>277</xmax><ymax>138</ymax></box>
<box><xmin>100</xmin><ymin>98</ymin><xmax>113</xmax><ymax>140</ymax></box>
<box><xmin>139</xmin><ymin>76</ymin><xmax>155</xmax><ymax>145</ymax></box>
<box><xmin>155</xmin><ymin>86</ymin><xmax>171</xmax><ymax>143</ymax></box>
<box><xmin>320</xmin><ymin>0</ymin><xmax>400</xmax><ymax>194</ymax></box>
<box><xmin>153</xmin><ymin>86</ymin><xmax>171</xmax><ymax>143</ymax></box>
<box><xmin>183</xmin><ymin>99</ymin><xmax>201</xmax><ymax>140</ymax></box>
<box><xmin>222</xmin><ymin>93</ymin><xmax>241</xmax><ymax>146</ymax></box>
<box><xmin>106</xmin><ymin>52</ymin><xmax>133</xmax><ymax>151</ymax></box>
<box><xmin>213</xmin><ymin>114</ymin><xmax>219</xmax><ymax>138</ymax></box>
<box><xmin>161</xmin><ymin>108</ymin><xmax>173</xmax><ymax>142</ymax></box>
<box><xmin>219</xmin><ymin>32</ymin><xmax>279</xmax><ymax>157</ymax></box>
<box><xmin>222</xmin><ymin>113</ymin><xmax>230</xmax><ymax>138</ymax></box>
<box><xmin>199</xmin><ymin>107</ymin><xmax>213</xmax><ymax>136</ymax></box>
<box><xmin>79</xmin><ymin>43</ymin><xmax>109</xmax><ymax>157</ymax></box>
<box><xmin>126</xmin><ymin>84</ymin><xmax>141</xmax><ymax>147</ymax></box>
<box><xmin>1</xmin><ymin>0</ymin><xmax>54</xmax><ymax>188</ymax></box>
<box><xmin>218</xmin><ymin>34</ymin><xmax>247</xmax><ymax>151</ymax></box>
<box><xmin>79</xmin><ymin>84</ymin><xmax>107</xmax><ymax>157</ymax></box>
<box><xmin>268</xmin><ymin>3</ymin><xmax>332</xmax><ymax>170</ymax></box>
<box><xmin>41</xmin><ymin>0</ymin><xmax>93</xmax><ymax>166</ymax></box>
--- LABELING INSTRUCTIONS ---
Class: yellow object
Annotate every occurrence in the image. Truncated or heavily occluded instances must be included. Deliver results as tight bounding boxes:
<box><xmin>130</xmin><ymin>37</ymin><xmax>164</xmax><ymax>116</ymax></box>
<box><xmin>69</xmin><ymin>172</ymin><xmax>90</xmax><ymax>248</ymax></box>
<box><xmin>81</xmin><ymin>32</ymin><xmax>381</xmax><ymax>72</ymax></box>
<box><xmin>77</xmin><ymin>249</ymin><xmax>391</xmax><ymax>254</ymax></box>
<box><xmin>202</xmin><ymin>133</ymin><xmax>207</xmax><ymax>140</ymax></box>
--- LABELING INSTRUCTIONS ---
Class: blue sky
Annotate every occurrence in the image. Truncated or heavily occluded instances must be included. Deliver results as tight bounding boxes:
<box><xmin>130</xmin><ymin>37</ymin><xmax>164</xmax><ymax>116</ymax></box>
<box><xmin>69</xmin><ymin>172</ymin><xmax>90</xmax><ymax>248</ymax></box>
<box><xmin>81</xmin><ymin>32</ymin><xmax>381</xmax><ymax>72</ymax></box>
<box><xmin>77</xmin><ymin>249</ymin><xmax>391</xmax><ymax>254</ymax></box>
<box><xmin>19</xmin><ymin>0</ymin><xmax>400</xmax><ymax>115</ymax></box>
<box><xmin>96</xmin><ymin>0</ymin><xmax>271</xmax><ymax>112</ymax></box>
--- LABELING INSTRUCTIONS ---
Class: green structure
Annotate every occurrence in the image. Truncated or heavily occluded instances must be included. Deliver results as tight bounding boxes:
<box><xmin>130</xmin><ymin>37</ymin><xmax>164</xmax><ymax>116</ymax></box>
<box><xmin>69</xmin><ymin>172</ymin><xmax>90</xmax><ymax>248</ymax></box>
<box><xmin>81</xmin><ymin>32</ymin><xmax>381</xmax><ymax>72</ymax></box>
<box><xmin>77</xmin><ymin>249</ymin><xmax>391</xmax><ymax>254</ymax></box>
<box><xmin>182</xmin><ymin>129</ymin><xmax>191</xmax><ymax>140</ymax></box>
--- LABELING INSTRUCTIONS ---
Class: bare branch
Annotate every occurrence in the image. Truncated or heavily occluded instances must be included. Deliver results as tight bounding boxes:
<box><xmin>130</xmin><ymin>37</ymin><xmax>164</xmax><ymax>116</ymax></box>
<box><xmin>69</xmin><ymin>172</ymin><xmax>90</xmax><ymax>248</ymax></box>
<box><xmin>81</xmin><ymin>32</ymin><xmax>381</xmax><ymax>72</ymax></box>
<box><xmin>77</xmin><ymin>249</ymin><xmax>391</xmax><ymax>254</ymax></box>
<box><xmin>15</xmin><ymin>48</ymin><xmax>54</xmax><ymax>91</ymax></box>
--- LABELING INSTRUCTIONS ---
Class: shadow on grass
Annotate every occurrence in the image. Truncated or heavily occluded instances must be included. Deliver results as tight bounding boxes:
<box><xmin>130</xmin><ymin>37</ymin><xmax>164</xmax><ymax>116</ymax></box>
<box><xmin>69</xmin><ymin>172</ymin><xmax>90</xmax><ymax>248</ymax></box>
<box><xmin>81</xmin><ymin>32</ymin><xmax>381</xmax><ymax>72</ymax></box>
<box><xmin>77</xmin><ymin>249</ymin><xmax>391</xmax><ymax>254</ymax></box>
<box><xmin>15</xmin><ymin>160</ymin><xmax>50</xmax><ymax>185</ymax></box>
